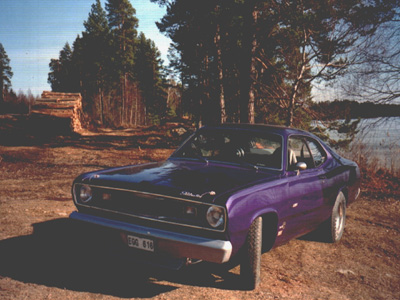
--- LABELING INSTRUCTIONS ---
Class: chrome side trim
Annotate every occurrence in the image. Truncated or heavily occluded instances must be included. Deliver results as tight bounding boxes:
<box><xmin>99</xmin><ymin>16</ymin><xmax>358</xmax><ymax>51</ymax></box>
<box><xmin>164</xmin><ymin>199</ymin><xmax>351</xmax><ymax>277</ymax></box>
<box><xmin>72</xmin><ymin>183</ymin><xmax>227</xmax><ymax>232</ymax></box>
<box><xmin>70</xmin><ymin>211</ymin><xmax>232</xmax><ymax>264</ymax></box>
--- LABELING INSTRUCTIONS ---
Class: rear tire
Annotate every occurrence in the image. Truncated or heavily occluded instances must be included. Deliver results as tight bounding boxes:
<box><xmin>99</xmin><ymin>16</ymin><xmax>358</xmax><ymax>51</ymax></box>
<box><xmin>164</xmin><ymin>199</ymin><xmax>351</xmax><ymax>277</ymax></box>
<box><xmin>240</xmin><ymin>216</ymin><xmax>262</xmax><ymax>290</ymax></box>
<box><xmin>328</xmin><ymin>191</ymin><xmax>346</xmax><ymax>242</ymax></box>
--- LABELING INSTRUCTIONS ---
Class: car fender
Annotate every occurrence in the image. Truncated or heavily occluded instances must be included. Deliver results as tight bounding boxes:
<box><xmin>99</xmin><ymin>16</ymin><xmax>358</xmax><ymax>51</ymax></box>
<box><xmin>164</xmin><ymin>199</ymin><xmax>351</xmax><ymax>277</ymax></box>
<box><xmin>225</xmin><ymin>189</ymin><xmax>280</xmax><ymax>257</ymax></box>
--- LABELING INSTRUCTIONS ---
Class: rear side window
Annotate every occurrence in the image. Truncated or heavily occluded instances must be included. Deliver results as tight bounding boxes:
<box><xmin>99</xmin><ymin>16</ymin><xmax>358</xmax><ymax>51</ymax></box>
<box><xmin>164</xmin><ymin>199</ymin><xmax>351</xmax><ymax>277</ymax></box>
<box><xmin>307</xmin><ymin>139</ymin><xmax>327</xmax><ymax>167</ymax></box>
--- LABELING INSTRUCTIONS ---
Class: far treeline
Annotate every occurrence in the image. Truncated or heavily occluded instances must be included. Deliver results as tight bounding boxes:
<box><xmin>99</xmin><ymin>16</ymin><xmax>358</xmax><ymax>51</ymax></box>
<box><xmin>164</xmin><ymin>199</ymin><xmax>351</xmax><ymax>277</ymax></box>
<box><xmin>313</xmin><ymin>100</ymin><xmax>400</xmax><ymax>121</ymax></box>
<box><xmin>1</xmin><ymin>0</ymin><xmax>399</xmax><ymax>129</ymax></box>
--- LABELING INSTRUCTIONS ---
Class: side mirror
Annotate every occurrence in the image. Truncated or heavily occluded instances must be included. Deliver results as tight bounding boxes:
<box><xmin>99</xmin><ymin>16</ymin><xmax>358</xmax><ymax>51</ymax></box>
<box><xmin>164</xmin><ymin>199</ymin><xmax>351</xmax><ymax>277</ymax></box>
<box><xmin>295</xmin><ymin>162</ymin><xmax>307</xmax><ymax>171</ymax></box>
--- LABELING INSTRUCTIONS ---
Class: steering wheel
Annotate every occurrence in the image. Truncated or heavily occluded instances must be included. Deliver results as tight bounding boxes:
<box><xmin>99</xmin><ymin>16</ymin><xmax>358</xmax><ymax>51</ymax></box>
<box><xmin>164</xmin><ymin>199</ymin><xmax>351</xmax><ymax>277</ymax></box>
<box><xmin>235</xmin><ymin>148</ymin><xmax>245</xmax><ymax>158</ymax></box>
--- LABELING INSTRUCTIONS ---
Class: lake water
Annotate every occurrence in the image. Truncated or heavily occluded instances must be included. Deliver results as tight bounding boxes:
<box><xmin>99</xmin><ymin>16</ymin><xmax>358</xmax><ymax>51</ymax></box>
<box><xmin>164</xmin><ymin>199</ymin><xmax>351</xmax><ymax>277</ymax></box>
<box><xmin>320</xmin><ymin>117</ymin><xmax>400</xmax><ymax>172</ymax></box>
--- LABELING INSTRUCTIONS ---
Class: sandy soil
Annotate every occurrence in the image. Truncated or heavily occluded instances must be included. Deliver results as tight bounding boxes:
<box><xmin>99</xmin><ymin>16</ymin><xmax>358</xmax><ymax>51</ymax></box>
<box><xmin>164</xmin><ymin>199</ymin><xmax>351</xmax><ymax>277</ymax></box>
<box><xmin>0</xmin><ymin>116</ymin><xmax>399</xmax><ymax>300</ymax></box>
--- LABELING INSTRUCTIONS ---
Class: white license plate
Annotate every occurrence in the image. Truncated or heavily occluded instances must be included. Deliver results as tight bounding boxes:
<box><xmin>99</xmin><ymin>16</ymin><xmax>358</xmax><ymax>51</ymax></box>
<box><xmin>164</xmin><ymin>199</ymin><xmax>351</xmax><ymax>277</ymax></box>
<box><xmin>127</xmin><ymin>235</ymin><xmax>155</xmax><ymax>252</ymax></box>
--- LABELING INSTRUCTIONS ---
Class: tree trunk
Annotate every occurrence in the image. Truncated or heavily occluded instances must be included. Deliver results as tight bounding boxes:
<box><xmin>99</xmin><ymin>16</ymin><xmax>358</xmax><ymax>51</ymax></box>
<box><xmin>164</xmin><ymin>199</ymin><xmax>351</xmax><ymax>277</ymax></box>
<box><xmin>248</xmin><ymin>9</ymin><xmax>258</xmax><ymax>124</ymax></box>
<box><xmin>214</xmin><ymin>5</ymin><xmax>226</xmax><ymax>124</ymax></box>
<box><xmin>215</xmin><ymin>25</ymin><xmax>226</xmax><ymax>124</ymax></box>
<box><xmin>99</xmin><ymin>86</ymin><xmax>104</xmax><ymax>125</ymax></box>
<box><xmin>129</xmin><ymin>84</ymin><xmax>134</xmax><ymax>126</ymax></box>
<box><xmin>240</xmin><ymin>1</ymin><xmax>257</xmax><ymax>124</ymax></box>
<box><xmin>135</xmin><ymin>84</ymin><xmax>138</xmax><ymax>126</ymax></box>
<box><xmin>202</xmin><ymin>54</ymin><xmax>211</xmax><ymax>125</ymax></box>
<box><xmin>286</xmin><ymin>31</ymin><xmax>308</xmax><ymax>127</ymax></box>
<box><xmin>120</xmin><ymin>77</ymin><xmax>124</xmax><ymax>126</ymax></box>
<box><xmin>0</xmin><ymin>82</ymin><xmax>4</xmax><ymax>109</ymax></box>
<box><xmin>286</xmin><ymin>65</ymin><xmax>306</xmax><ymax>127</ymax></box>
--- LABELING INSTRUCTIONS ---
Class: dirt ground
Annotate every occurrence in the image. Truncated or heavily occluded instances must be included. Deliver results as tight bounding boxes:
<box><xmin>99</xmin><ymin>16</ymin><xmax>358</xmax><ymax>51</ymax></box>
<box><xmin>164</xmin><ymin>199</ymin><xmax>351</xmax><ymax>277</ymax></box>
<box><xmin>0</xmin><ymin>116</ymin><xmax>399</xmax><ymax>300</ymax></box>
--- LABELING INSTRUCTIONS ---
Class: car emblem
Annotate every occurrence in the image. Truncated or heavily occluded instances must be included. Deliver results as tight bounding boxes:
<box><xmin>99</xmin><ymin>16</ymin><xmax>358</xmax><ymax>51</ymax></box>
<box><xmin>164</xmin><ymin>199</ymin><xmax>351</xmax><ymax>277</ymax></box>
<box><xmin>180</xmin><ymin>191</ymin><xmax>216</xmax><ymax>198</ymax></box>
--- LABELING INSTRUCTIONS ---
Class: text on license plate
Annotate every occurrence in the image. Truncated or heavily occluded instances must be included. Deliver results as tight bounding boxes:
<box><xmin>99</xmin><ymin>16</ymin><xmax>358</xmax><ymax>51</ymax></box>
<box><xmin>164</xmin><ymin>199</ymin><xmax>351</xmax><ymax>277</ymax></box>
<box><xmin>127</xmin><ymin>235</ymin><xmax>154</xmax><ymax>252</ymax></box>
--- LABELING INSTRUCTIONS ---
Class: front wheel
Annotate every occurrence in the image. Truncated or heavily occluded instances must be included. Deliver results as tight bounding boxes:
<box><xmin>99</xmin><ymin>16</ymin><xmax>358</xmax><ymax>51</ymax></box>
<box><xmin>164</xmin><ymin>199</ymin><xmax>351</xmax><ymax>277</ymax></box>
<box><xmin>240</xmin><ymin>216</ymin><xmax>262</xmax><ymax>290</ymax></box>
<box><xmin>328</xmin><ymin>191</ymin><xmax>346</xmax><ymax>242</ymax></box>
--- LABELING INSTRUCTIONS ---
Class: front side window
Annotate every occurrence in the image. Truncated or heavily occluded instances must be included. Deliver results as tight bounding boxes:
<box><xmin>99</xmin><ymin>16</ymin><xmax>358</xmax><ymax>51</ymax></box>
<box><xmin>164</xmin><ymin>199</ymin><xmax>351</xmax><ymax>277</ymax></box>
<box><xmin>288</xmin><ymin>137</ymin><xmax>312</xmax><ymax>169</ymax></box>
<box><xmin>288</xmin><ymin>136</ymin><xmax>327</xmax><ymax>170</ymax></box>
<box><xmin>172</xmin><ymin>129</ymin><xmax>283</xmax><ymax>169</ymax></box>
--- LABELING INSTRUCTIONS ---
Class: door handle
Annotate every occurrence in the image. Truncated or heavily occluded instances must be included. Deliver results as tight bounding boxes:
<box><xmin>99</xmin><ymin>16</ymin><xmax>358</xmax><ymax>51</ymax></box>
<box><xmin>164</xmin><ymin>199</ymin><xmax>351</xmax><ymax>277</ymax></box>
<box><xmin>318</xmin><ymin>175</ymin><xmax>327</xmax><ymax>180</ymax></box>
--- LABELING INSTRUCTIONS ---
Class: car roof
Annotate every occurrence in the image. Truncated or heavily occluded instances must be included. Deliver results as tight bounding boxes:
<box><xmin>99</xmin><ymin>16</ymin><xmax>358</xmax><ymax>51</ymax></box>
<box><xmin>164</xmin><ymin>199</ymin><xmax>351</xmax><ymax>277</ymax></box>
<box><xmin>201</xmin><ymin>123</ymin><xmax>313</xmax><ymax>138</ymax></box>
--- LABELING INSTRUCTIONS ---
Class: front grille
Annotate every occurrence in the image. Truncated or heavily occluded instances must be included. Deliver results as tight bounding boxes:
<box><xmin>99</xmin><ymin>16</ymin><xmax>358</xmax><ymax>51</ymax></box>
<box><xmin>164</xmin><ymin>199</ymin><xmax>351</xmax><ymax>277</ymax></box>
<box><xmin>73</xmin><ymin>184</ymin><xmax>226</xmax><ymax>232</ymax></box>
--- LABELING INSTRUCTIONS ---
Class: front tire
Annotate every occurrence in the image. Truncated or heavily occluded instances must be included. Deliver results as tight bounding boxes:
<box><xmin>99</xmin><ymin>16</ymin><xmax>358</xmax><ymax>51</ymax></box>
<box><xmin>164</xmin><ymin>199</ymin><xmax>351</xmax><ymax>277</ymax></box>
<box><xmin>240</xmin><ymin>216</ymin><xmax>262</xmax><ymax>290</ymax></box>
<box><xmin>328</xmin><ymin>191</ymin><xmax>346</xmax><ymax>242</ymax></box>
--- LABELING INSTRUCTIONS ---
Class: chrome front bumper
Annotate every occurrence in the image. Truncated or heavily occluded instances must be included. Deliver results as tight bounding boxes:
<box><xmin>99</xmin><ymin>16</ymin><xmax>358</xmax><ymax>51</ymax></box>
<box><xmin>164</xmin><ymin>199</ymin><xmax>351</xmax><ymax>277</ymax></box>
<box><xmin>70</xmin><ymin>211</ymin><xmax>232</xmax><ymax>264</ymax></box>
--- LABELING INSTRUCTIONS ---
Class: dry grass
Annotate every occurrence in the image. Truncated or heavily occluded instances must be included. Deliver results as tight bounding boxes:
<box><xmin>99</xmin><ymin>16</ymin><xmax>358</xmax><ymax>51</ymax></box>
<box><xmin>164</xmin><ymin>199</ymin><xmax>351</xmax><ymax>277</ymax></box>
<box><xmin>340</xmin><ymin>140</ymin><xmax>400</xmax><ymax>198</ymax></box>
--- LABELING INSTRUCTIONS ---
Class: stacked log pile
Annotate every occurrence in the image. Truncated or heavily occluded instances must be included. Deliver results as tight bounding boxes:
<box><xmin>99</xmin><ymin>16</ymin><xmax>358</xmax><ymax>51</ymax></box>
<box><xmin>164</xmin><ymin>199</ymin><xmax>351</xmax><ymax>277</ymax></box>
<box><xmin>32</xmin><ymin>91</ymin><xmax>83</xmax><ymax>132</ymax></box>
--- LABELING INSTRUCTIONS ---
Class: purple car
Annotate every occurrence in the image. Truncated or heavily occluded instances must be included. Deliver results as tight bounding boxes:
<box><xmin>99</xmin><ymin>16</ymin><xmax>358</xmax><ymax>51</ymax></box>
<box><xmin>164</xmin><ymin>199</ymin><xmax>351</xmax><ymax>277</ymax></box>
<box><xmin>70</xmin><ymin>124</ymin><xmax>360</xmax><ymax>289</ymax></box>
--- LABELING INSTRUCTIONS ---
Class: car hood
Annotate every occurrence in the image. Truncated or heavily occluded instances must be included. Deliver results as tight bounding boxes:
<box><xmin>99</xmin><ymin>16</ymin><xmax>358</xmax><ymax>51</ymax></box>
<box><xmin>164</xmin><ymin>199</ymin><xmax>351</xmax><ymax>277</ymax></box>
<box><xmin>77</xmin><ymin>159</ymin><xmax>281</xmax><ymax>203</ymax></box>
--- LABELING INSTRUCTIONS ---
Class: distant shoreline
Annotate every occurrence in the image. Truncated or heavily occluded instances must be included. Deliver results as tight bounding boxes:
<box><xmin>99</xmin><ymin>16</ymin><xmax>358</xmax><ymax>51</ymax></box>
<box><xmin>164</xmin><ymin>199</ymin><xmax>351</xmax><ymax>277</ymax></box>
<box><xmin>312</xmin><ymin>100</ymin><xmax>400</xmax><ymax>120</ymax></box>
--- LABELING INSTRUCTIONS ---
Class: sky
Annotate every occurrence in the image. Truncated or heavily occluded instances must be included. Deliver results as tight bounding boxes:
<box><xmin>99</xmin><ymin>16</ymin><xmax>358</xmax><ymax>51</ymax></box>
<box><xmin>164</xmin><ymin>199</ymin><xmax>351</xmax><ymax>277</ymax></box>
<box><xmin>0</xmin><ymin>0</ymin><xmax>171</xmax><ymax>96</ymax></box>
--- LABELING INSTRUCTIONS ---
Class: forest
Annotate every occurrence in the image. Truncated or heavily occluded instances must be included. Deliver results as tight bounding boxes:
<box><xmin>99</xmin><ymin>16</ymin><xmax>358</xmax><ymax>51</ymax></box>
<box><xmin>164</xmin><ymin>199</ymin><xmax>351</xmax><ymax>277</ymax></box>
<box><xmin>1</xmin><ymin>0</ymin><xmax>399</xmax><ymax>129</ymax></box>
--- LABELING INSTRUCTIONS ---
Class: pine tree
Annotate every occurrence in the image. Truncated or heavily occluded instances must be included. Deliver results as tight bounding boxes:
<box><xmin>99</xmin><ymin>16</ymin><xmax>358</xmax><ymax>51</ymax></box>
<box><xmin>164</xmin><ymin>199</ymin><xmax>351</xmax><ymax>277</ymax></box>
<box><xmin>106</xmin><ymin>0</ymin><xmax>139</xmax><ymax>125</ymax></box>
<box><xmin>48</xmin><ymin>42</ymin><xmax>79</xmax><ymax>92</ymax></box>
<box><xmin>155</xmin><ymin>0</ymin><xmax>225</xmax><ymax>126</ymax></box>
<box><xmin>80</xmin><ymin>0</ymin><xmax>111</xmax><ymax>124</ymax></box>
<box><xmin>135</xmin><ymin>32</ymin><xmax>166</xmax><ymax>123</ymax></box>
<box><xmin>0</xmin><ymin>43</ymin><xmax>13</xmax><ymax>109</ymax></box>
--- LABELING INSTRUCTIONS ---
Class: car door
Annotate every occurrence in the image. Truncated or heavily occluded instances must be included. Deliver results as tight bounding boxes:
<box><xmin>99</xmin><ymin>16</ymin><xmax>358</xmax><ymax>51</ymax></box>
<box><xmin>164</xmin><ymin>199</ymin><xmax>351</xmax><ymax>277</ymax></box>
<box><xmin>281</xmin><ymin>136</ymin><xmax>326</xmax><ymax>238</ymax></box>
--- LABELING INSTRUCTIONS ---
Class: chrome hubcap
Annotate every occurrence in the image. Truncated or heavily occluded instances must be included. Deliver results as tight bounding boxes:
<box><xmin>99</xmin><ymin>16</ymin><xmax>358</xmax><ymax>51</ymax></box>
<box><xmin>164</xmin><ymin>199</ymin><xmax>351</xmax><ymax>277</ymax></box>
<box><xmin>335</xmin><ymin>202</ymin><xmax>345</xmax><ymax>239</ymax></box>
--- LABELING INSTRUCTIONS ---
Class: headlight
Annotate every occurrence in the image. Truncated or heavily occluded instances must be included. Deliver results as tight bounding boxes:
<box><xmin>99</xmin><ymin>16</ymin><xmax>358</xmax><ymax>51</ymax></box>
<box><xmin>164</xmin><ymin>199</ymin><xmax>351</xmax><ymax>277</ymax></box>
<box><xmin>79</xmin><ymin>185</ymin><xmax>92</xmax><ymax>203</ymax></box>
<box><xmin>206</xmin><ymin>206</ymin><xmax>225</xmax><ymax>228</ymax></box>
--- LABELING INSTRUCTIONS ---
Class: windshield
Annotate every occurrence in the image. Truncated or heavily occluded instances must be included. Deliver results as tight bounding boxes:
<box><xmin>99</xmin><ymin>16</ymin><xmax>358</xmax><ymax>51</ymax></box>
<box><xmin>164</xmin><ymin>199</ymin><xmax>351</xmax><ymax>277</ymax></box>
<box><xmin>171</xmin><ymin>128</ymin><xmax>283</xmax><ymax>170</ymax></box>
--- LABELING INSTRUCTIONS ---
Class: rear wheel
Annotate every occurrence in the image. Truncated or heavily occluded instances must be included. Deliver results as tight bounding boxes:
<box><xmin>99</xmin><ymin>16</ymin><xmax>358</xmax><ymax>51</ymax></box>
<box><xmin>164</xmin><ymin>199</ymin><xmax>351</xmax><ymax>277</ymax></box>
<box><xmin>240</xmin><ymin>216</ymin><xmax>262</xmax><ymax>290</ymax></box>
<box><xmin>328</xmin><ymin>191</ymin><xmax>346</xmax><ymax>242</ymax></box>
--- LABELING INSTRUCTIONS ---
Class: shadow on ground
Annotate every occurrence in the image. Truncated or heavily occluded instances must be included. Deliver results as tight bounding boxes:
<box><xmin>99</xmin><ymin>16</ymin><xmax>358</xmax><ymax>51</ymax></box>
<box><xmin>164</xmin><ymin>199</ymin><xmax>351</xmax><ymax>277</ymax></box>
<box><xmin>0</xmin><ymin>218</ymin><xmax>242</xmax><ymax>298</ymax></box>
